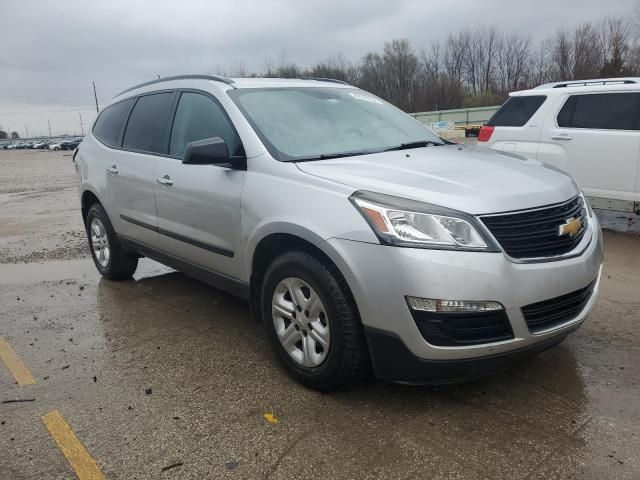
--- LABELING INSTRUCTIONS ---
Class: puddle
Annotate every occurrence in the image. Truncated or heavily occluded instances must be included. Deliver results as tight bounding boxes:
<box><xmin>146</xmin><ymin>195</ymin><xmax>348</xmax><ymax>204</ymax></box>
<box><xmin>0</xmin><ymin>258</ymin><xmax>173</xmax><ymax>285</ymax></box>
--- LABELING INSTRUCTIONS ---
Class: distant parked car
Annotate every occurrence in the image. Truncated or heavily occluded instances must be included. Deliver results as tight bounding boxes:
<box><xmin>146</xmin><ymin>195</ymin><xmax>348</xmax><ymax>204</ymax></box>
<box><xmin>479</xmin><ymin>77</ymin><xmax>640</xmax><ymax>214</ymax></box>
<box><xmin>49</xmin><ymin>141</ymin><xmax>63</xmax><ymax>151</ymax></box>
<box><xmin>63</xmin><ymin>139</ymin><xmax>82</xmax><ymax>150</ymax></box>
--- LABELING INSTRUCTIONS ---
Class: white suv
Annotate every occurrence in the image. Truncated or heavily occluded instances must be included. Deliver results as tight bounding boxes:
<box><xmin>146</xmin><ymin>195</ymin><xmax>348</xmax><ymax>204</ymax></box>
<box><xmin>479</xmin><ymin>78</ymin><xmax>640</xmax><ymax>214</ymax></box>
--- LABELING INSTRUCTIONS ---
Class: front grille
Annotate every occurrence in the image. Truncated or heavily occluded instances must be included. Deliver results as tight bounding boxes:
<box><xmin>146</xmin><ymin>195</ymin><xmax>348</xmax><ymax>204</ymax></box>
<box><xmin>480</xmin><ymin>196</ymin><xmax>587</xmax><ymax>259</ymax></box>
<box><xmin>410</xmin><ymin>310</ymin><xmax>514</xmax><ymax>347</ymax></box>
<box><xmin>522</xmin><ymin>281</ymin><xmax>596</xmax><ymax>333</ymax></box>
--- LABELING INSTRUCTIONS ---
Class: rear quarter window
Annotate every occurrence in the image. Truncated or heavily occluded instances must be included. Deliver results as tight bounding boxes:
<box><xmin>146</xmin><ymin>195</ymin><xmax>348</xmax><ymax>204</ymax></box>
<box><xmin>486</xmin><ymin>95</ymin><xmax>546</xmax><ymax>127</ymax></box>
<box><xmin>92</xmin><ymin>98</ymin><xmax>134</xmax><ymax>147</ymax></box>
<box><xmin>557</xmin><ymin>93</ymin><xmax>639</xmax><ymax>130</ymax></box>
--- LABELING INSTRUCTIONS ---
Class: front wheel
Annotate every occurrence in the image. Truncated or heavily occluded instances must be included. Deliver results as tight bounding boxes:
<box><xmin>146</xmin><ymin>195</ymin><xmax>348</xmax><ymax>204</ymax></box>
<box><xmin>261</xmin><ymin>250</ymin><xmax>370</xmax><ymax>391</ymax></box>
<box><xmin>86</xmin><ymin>204</ymin><xmax>138</xmax><ymax>280</ymax></box>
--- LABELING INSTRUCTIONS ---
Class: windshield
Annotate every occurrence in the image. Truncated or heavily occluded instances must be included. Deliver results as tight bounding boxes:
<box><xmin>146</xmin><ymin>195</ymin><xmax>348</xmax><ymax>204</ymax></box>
<box><xmin>228</xmin><ymin>87</ymin><xmax>443</xmax><ymax>161</ymax></box>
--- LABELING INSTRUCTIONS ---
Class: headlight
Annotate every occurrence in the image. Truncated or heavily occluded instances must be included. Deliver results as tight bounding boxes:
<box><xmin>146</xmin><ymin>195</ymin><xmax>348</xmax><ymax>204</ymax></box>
<box><xmin>350</xmin><ymin>191</ymin><xmax>498</xmax><ymax>251</ymax></box>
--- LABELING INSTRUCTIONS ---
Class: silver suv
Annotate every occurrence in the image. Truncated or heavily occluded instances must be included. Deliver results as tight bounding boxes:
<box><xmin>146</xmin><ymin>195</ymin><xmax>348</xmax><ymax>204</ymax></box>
<box><xmin>75</xmin><ymin>75</ymin><xmax>603</xmax><ymax>390</ymax></box>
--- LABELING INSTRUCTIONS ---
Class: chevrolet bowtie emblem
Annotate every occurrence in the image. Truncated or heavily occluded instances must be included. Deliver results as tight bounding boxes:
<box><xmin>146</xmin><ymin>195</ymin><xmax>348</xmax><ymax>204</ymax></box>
<box><xmin>558</xmin><ymin>217</ymin><xmax>583</xmax><ymax>237</ymax></box>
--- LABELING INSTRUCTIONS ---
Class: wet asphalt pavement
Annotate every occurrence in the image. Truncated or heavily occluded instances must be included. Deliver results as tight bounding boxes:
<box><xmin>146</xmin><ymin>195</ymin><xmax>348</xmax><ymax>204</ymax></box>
<box><xmin>0</xmin><ymin>150</ymin><xmax>639</xmax><ymax>479</ymax></box>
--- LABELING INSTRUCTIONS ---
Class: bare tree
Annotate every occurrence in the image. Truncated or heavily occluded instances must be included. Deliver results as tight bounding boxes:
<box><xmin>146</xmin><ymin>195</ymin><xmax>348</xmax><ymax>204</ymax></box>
<box><xmin>306</xmin><ymin>52</ymin><xmax>355</xmax><ymax>82</ymax></box>
<box><xmin>573</xmin><ymin>23</ymin><xmax>602</xmax><ymax>78</ymax></box>
<box><xmin>443</xmin><ymin>32</ymin><xmax>467</xmax><ymax>87</ymax></box>
<box><xmin>599</xmin><ymin>17</ymin><xmax>634</xmax><ymax>76</ymax></box>
<box><xmin>548</xmin><ymin>28</ymin><xmax>574</xmax><ymax>80</ymax></box>
<box><xmin>379</xmin><ymin>39</ymin><xmax>420</xmax><ymax>111</ymax></box>
<box><xmin>496</xmin><ymin>33</ymin><xmax>531</xmax><ymax>93</ymax></box>
<box><xmin>477</xmin><ymin>27</ymin><xmax>500</xmax><ymax>94</ymax></box>
<box><xmin>209</xmin><ymin>6</ymin><xmax>640</xmax><ymax>112</ymax></box>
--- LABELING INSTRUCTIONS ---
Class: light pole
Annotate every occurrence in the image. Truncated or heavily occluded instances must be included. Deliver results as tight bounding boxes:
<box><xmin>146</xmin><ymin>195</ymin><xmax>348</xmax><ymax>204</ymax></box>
<box><xmin>93</xmin><ymin>82</ymin><xmax>99</xmax><ymax>113</ymax></box>
<box><xmin>79</xmin><ymin>112</ymin><xmax>84</xmax><ymax>136</ymax></box>
<box><xmin>48</xmin><ymin>119</ymin><xmax>52</xmax><ymax>138</ymax></box>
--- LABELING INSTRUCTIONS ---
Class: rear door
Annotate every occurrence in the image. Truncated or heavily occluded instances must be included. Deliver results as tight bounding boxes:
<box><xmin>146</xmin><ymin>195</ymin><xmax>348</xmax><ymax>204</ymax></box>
<box><xmin>538</xmin><ymin>92</ymin><xmax>640</xmax><ymax>202</ymax></box>
<box><xmin>481</xmin><ymin>95</ymin><xmax>547</xmax><ymax>157</ymax></box>
<box><xmin>109</xmin><ymin>91</ymin><xmax>175</xmax><ymax>248</ymax></box>
<box><xmin>154</xmin><ymin>90</ymin><xmax>245</xmax><ymax>280</ymax></box>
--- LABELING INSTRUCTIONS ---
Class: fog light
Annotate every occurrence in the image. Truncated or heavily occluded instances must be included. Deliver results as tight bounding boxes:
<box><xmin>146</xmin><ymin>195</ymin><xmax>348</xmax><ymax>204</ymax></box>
<box><xmin>406</xmin><ymin>296</ymin><xmax>503</xmax><ymax>313</ymax></box>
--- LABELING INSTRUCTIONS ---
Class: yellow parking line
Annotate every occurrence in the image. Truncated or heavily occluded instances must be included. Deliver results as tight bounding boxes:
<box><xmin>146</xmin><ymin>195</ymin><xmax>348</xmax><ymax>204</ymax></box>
<box><xmin>42</xmin><ymin>410</ymin><xmax>106</xmax><ymax>480</ymax></box>
<box><xmin>0</xmin><ymin>336</ymin><xmax>36</xmax><ymax>386</ymax></box>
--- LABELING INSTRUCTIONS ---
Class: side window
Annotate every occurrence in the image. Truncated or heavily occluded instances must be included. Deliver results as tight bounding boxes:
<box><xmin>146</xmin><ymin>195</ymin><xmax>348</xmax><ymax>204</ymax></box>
<box><xmin>486</xmin><ymin>95</ymin><xmax>546</xmax><ymax>127</ymax></box>
<box><xmin>557</xmin><ymin>93</ymin><xmax>638</xmax><ymax>130</ymax></box>
<box><xmin>169</xmin><ymin>92</ymin><xmax>242</xmax><ymax>158</ymax></box>
<box><xmin>92</xmin><ymin>98</ymin><xmax>133</xmax><ymax>147</ymax></box>
<box><xmin>122</xmin><ymin>92</ymin><xmax>174</xmax><ymax>154</ymax></box>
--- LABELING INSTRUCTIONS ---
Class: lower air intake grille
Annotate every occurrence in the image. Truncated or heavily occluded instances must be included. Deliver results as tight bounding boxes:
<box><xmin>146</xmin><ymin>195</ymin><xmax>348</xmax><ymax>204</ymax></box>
<box><xmin>410</xmin><ymin>310</ymin><xmax>514</xmax><ymax>347</ymax></box>
<box><xmin>522</xmin><ymin>281</ymin><xmax>596</xmax><ymax>333</ymax></box>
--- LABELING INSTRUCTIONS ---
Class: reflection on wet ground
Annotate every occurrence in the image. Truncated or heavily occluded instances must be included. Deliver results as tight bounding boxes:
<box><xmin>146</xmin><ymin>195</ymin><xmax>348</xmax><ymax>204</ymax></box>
<box><xmin>1</xmin><ymin>232</ymin><xmax>639</xmax><ymax>479</ymax></box>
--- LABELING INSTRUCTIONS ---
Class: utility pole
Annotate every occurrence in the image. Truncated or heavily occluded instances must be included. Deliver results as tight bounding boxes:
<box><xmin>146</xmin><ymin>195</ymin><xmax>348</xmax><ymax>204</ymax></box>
<box><xmin>25</xmin><ymin>124</ymin><xmax>29</xmax><ymax>139</ymax></box>
<box><xmin>93</xmin><ymin>81</ymin><xmax>99</xmax><ymax>113</ymax></box>
<box><xmin>79</xmin><ymin>112</ymin><xmax>84</xmax><ymax>136</ymax></box>
<box><xmin>48</xmin><ymin>119</ymin><xmax>52</xmax><ymax>138</ymax></box>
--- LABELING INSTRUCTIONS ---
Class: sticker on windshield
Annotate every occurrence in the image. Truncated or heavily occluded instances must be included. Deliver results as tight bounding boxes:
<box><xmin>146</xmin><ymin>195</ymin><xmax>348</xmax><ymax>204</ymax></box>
<box><xmin>349</xmin><ymin>92</ymin><xmax>383</xmax><ymax>104</ymax></box>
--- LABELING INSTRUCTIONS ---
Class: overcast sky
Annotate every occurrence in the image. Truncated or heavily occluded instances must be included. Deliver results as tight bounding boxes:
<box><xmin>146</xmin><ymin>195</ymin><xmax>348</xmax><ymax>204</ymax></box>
<box><xmin>0</xmin><ymin>0</ymin><xmax>636</xmax><ymax>137</ymax></box>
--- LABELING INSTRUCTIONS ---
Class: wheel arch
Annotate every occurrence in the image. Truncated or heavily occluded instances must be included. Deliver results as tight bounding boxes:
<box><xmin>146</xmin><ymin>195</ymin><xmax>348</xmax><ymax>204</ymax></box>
<box><xmin>80</xmin><ymin>188</ymin><xmax>102</xmax><ymax>226</ymax></box>
<box><xmin>248</xmin><ymin>227</ymin><xmax>358</xmax><ymax>324</ymax></box>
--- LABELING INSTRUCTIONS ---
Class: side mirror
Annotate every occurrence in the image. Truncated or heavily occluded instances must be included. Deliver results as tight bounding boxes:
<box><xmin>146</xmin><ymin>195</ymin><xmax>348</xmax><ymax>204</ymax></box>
<box><xmin>182</xmin><ymin>137</ymin><xmax>245</xmax><ymax>169</ymax></box>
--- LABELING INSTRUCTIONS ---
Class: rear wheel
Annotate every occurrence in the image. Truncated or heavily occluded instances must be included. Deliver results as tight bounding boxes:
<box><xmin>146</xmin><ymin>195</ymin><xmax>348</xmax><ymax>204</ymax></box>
<box><xmin>86</xmin><ymin>204</ymin><xmax>138</xmax><ymax>280</ymax></box>
<box><xmin>261</xmin><ymin>250</ymin><xmax>370</xmax><ymax>391</ymax></box>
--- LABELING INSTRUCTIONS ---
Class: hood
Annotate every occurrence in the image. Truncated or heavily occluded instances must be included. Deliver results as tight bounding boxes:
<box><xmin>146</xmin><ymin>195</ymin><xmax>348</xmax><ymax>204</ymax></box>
<box><xmin>295</xmin><ymin>144</ymin><xmax>578</xmax><ymax>215</ymax></box>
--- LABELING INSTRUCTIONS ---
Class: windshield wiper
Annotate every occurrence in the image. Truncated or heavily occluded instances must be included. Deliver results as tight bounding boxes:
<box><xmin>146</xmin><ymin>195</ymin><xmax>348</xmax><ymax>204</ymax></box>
<box><xmin>293</xmin><ymin>151</ymin><xmax>374</xmax><ymax>162</ymax></box>
<box><xmin>384</xmin><ymin>140</ymin><xmax>443</xmax><ymax>152</ymax></box>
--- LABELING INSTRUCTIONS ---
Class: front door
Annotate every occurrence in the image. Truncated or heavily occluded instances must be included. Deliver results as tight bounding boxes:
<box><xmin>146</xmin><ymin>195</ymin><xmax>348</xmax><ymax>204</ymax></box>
<box><xmin>154</xmin><ymin>91</ymin><xmax>245</xmax><ymax>280</ymax></box>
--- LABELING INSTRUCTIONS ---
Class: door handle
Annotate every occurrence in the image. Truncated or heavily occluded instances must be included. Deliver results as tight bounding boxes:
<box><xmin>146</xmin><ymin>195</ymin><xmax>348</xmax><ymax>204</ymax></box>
<box><xmin>157</xmin><ymin>175</ymin><xmax>173</xmax><ymax>186</ymax></box>
<box><xmin>107</xmin><ymin>165</ymin><xmax>119</xmax><ymax>174</ymax></box>
<box><xmin>551</xmin><ymin>134</ymin><xmax>572</xmax><ymax>141</ymax></box>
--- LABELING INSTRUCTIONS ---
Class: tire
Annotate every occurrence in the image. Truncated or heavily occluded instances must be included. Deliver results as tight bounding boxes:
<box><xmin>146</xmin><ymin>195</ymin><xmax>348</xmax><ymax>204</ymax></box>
<box><xmin>261</xmin><ymin>250</ymin><xmax>370</xmax><ymax>391</ymax></box>
<box><xmin>86</xmin><ymin>203</ymin><xmax>138</xmax><ymax>280</ymax></box>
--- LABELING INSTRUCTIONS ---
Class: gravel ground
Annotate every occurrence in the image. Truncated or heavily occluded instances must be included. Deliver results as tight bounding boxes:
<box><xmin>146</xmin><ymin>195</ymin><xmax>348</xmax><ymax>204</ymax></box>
<box><xmin>0</xmin><ymin>150</ymin><xmax>88</xmax><ymax>263</ymax></box>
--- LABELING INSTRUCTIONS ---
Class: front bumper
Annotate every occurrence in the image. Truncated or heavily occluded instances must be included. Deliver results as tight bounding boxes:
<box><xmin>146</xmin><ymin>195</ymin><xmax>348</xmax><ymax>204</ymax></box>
<box><xmin>322</xmin><ymin>216</ymin><xmax>603</xmax><ymax>381</ymax></box>
<box><xmin>363</xmin><ymin>325</ymin><xmax>575</xmax><ymax>384</ymax></box>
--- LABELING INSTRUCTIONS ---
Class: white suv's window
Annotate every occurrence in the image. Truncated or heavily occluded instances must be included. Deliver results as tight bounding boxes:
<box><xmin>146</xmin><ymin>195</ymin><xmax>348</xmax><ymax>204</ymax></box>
<box><xmin>557</xmin><ymin>93</ymin><xmax>639</xmax><ymax>130</ymax></box>
<box><xmin>486</xmin><ymin>96</ymin><xmax>546</xmax><ymax>127</ymax></box>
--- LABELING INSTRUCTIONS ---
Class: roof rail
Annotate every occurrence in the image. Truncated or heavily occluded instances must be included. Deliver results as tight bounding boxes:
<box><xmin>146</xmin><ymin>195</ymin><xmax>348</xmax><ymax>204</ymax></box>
<box><xmin>296</xmin><ymin>77</ymin><xmax>350</xmax><ymax>85</ymax></box>
<box><xmin>114</xmin><ymin>74</ymin><xmax>235</xmax><ymax>98</ymax></box>
<box><xmin>535</xmin><ymin>78</ymin><xmax>639</xmax><ymax>89</ymax></box>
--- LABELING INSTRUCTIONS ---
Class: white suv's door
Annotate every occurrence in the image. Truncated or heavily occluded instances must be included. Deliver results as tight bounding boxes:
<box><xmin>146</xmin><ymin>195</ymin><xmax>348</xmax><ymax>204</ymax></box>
<box><xmin>537</xmin><ymin>92</ymin><xmax>640</xmax><ymax>203</ymax></box>
<box><xmin>154</xmin><ymin>91</ymin><xmax>245</xmax><ymax>280</ymax></box>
